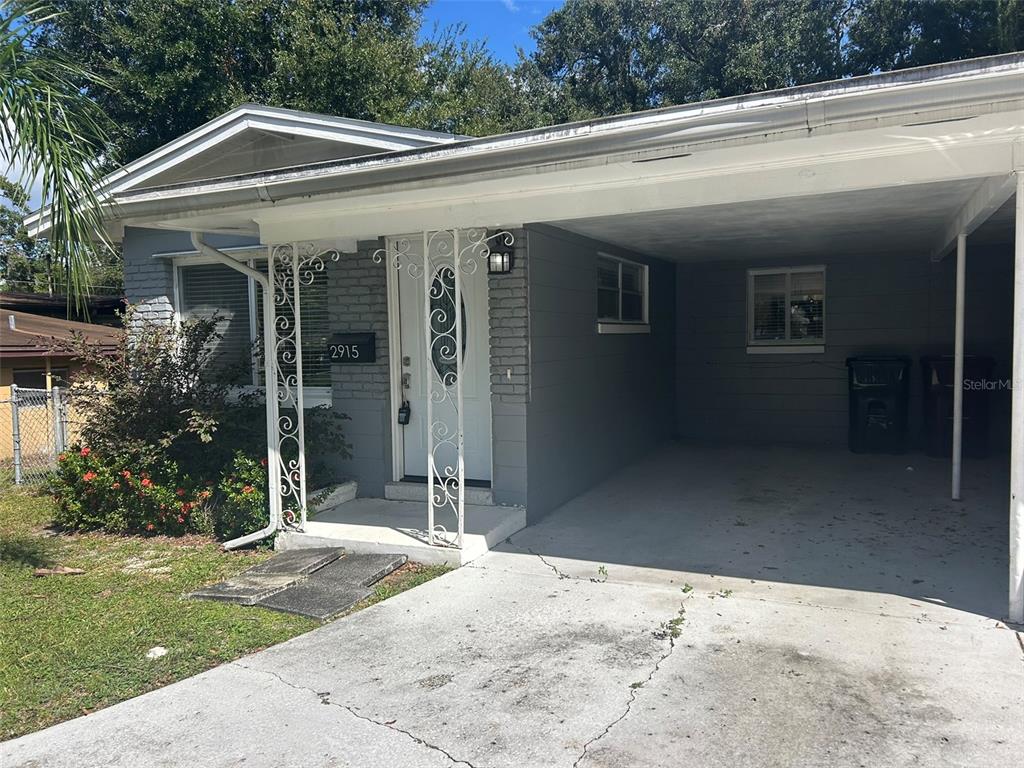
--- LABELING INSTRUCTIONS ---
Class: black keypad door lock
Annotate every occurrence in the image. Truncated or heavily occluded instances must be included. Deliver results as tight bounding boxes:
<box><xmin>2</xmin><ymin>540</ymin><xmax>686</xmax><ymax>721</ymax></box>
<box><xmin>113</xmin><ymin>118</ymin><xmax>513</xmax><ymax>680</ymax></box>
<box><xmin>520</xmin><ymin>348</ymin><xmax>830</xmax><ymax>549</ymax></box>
<box><xmin>398</xmin><ymin>400</ymin><xmax>411</xmax><ymax>425</ymax></box>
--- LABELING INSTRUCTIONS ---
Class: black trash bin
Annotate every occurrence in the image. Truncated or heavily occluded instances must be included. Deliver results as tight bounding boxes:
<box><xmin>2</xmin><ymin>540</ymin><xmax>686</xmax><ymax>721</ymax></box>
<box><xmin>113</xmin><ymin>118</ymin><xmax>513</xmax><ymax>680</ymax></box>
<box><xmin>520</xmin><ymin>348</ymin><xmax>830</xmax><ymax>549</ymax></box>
<box><xmin>846</xmin><ymin>356</ymin><xmax>910</xmax><ymax>454</ymax></box>
<box><xmin>920</xmin><ymin>355</ymin><xmax>995</xmax><ymax>459</ymax></box>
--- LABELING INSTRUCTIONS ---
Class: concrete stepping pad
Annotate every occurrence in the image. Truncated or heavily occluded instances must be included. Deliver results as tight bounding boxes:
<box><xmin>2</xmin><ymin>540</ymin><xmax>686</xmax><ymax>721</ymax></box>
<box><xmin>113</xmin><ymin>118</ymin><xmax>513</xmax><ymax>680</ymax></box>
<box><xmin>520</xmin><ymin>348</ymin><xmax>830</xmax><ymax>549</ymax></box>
<box><xmin>341</xmin><ymin>553</ymin><xmax>409</xmax><ymax>587</ymax></box>
<box><xmin>256</xmin><ymin>553</ymin><xmax>408</xmax><ymax>620</ymax></box>
<box><xmin>244</xmin><ymin>547</ymin><xmax>344</xmax><ymax>577</ymax></box>
<box><xmin>190</xmin><ymin>547</ymin><xmax>346</xmax><ymax>606</ymax></box>
<box><xmin>189</xmin><ymin>574</ymin><xmax>299</xmax><ymax>606</ymax></box>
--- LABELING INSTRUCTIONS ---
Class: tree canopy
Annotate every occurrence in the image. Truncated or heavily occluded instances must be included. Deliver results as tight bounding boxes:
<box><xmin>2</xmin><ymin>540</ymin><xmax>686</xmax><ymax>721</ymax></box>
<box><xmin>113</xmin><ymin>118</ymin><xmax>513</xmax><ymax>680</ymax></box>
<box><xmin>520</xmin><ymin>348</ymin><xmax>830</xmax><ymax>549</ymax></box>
<box><xmin>38</xmin><ymin>0</ymin><xmax>532</xmax><ymax>166</ymax></box>
<box><xmin>27</xmin><ymin>0</ymin><xmax>1024</xmax><ymax>169</ymax></box>
<box><xmin>517</xmin><ymin>0</ymin><xmax>1024</xmax><ymax>123</ymax></box>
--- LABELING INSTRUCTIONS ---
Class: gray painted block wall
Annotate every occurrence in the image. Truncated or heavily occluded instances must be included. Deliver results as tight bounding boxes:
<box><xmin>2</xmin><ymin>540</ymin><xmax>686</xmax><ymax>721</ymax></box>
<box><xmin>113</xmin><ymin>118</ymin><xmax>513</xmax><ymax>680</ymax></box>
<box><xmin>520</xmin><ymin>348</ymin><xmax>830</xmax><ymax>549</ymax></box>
<box><xmin>675</xmin><ymin>244</ymin><xmax>1015</xmax><ymax>452</ymax></box>
<box><xmin>525</xmin><ymin>224</ymin><xmax>676</xmax><ymax>520</ymax></box>
<box><xmin>326</xmin><ymin>243</ymin><xmax>392</xmax><ymax>497</ymax></box>
<box><xmin>122</xmin><ymin>227</ymin><xmax>260</xmax><ymax>321</ymax></box>
<box><xmin>489</xmin><ymin>230</ymin><xmax>530</xmax><ymax>508</ymax></box>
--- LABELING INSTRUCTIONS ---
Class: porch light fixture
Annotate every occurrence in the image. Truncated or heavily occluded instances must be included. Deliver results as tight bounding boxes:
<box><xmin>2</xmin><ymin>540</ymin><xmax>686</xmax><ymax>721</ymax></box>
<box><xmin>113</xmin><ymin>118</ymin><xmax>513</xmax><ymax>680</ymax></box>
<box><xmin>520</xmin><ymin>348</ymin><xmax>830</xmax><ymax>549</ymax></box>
<box><xmin>488</xmin><ymin>235</ymin><xmax>515</xmax><ymax>274</ymax></box>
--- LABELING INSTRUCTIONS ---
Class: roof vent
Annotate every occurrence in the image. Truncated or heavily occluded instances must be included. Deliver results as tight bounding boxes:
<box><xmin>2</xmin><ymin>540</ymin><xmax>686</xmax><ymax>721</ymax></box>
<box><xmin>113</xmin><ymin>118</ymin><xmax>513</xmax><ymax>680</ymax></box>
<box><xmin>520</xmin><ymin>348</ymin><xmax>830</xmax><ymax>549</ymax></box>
<box><xmin>632</xmin><ymin>152</ymin><xmax>693</xmax><ymax>164</ymax></box>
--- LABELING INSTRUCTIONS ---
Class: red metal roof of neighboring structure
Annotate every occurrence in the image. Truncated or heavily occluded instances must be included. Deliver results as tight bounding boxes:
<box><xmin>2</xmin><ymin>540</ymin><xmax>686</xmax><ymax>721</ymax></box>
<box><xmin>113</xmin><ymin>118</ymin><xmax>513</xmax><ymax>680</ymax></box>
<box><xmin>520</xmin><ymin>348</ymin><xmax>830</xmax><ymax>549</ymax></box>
<box><xmin>0</xmin><ymin>308</ymin><xmax>120</xmax><ymax>358</ymax></box>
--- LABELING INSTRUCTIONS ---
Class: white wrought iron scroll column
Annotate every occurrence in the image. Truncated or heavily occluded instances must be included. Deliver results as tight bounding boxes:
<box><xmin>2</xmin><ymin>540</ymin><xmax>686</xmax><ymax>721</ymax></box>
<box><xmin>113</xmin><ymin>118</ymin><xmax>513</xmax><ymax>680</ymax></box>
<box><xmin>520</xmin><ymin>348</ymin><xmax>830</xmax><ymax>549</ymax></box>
<box><xmin>374</xmin><ymin>229</ymin><xmax>514</xmax><ymax>548</ymax></box>
<box><xmin>271</xmin><ymin>242</ymin><xmax>339</xmax><ymax>532</ymax></box>
<box><xmin>422</xmin><ymin>232</ymin><xmax>436</xmax><ymax>541</ymax></box>
<box><xmin>453</xmin><ymin>229</ymin><xmax>466</xmax><ymax>547</ymax></box>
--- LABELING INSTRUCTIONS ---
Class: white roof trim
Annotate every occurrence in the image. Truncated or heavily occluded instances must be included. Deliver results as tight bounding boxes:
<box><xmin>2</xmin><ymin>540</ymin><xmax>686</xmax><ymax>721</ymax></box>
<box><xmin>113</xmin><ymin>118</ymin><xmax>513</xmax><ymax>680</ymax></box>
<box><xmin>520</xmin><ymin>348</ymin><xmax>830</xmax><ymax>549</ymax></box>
<box><xmin>25</xmin><ymin>104</ymin><xmax>464</xmax><ymax>235</ymax></box>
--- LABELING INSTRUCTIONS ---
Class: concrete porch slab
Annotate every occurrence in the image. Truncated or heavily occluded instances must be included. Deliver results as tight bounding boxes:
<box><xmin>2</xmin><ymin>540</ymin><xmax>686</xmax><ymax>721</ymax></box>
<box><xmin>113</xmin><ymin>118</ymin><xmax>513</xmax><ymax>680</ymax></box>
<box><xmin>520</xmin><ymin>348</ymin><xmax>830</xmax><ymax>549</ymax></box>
<box><xmin>276</xmin><ymin>498</ymin><xmax>527</xmax><ymax>566</ymax></box>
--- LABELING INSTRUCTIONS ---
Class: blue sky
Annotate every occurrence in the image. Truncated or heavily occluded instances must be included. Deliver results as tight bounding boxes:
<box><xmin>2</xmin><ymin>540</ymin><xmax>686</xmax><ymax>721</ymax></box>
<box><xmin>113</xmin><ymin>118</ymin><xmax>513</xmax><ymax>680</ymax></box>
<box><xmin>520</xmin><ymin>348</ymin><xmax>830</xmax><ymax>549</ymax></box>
<box><xmin>421</xmin><ymin>0</ymin><xmax>563</xmax><ymax>64</ymax></box>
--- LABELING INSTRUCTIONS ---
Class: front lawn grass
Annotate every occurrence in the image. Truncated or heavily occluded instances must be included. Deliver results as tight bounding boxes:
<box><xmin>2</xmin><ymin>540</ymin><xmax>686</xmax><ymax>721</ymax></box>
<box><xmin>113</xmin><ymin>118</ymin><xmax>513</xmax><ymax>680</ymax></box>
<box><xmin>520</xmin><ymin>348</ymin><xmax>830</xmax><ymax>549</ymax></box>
<box><xmin>0</xmin><ymin>487</ymin><xmax>314</xmax><ymax>740</ymax></box>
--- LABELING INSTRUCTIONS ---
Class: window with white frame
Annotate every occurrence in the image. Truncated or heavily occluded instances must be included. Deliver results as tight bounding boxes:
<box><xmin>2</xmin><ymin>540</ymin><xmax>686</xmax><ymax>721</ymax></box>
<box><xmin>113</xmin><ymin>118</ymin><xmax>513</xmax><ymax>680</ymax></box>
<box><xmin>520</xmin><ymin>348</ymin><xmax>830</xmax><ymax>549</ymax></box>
<box><xmin>175</xmin><ymin>253</ymin><xmax>332</xmax><ymax>391</ymax></box>
<box><xmin>597</xmin><ymin>253</ymin><xmax>649</xmax><ymax>332</ymax></box>
<box><xmin>747</xmin><ymin>266</ymin><xmax>825</xmax><ymax>351</ymax></box>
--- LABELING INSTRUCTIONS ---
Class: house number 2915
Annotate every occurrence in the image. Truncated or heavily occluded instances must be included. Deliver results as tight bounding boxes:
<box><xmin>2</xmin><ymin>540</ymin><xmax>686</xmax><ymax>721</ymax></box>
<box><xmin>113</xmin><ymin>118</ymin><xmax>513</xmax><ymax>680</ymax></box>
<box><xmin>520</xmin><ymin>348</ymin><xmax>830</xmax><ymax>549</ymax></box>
<box><xmin>330</xmin><ymin>343</ymin><xmax>361</xmax><ymax>360</ymax></box>
<box><xmin>328</xmin><ymin>333</ymin><xmax>376</xmax><ymax>364</ymax></box>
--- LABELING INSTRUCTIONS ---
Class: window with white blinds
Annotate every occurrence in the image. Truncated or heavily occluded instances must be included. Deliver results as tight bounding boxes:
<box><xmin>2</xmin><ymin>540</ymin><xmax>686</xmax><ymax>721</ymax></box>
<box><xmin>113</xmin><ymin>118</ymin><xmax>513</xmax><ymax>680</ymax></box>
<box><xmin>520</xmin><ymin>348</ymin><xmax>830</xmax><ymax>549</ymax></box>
<box><xmin>178</xmin><ymin>262</ymin><xmax>254</xmax><ymax>382</ymax></box>
<box><xmin>177</xmin><ymin>257</ymin><xmax>332</xmax><ymax>388</ymax></box>
<box><xmin>747</xmin><ymin>266</ymin><xmax>825</xmax><ymax>348</ymax></box>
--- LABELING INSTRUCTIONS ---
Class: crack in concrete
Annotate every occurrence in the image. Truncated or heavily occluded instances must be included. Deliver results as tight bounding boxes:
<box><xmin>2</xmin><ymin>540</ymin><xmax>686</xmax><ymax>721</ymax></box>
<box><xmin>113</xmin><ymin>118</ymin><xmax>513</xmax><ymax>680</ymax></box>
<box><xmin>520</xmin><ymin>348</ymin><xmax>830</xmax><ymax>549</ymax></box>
<box><xmin>233</xmin><ymin>662</ymin><xmax>480</xmax><ymax>768</ymax></box>
<box><xmin>571</xmin><ymin>604</ymin><xmax>687</xmax><ymax>768</ymax></box>
<box><xmin>529</xmin><ymin>549</ymin><xmax>573</xmax><ymax>580</ymax></box>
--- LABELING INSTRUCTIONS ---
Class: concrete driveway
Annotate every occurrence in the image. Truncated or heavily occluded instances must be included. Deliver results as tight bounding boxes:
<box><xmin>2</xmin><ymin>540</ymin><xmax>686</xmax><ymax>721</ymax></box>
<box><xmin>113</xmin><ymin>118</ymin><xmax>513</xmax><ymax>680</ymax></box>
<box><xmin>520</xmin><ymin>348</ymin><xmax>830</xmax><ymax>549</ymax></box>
<box><xmin>4</xmin><ymin>445</ymin><xmax>1022</xmax><ymax>767</ymax></box>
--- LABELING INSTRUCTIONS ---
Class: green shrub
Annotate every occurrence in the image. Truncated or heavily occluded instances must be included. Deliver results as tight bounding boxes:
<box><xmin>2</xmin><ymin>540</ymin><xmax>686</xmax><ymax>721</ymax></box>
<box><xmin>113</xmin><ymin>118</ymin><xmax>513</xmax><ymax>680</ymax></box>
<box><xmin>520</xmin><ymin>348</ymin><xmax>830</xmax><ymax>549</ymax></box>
<box><xmin>212</xmin><ymin>452</ymin><xmax>268</xmax><ymax>541</ymax></box>
<box><xmin>48</xmin><ymin>305</ymin><xmax>351</xmax><ymax>542</ymax></box>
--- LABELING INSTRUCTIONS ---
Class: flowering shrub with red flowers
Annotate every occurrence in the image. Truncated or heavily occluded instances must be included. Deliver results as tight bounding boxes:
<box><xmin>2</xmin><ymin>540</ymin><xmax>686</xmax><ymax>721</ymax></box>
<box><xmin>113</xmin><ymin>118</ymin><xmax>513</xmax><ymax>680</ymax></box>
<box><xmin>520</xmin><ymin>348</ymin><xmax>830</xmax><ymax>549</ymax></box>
<box><xmin>51</xmin><ymin>446</ymin><xmax>265</xmax><ymax>538</ymax></box>
<box><xmin>47</xmin><ymin>306</ymin><xmax>345</xmax><ymax>541</ymax></box>
<box><xmin>51</xmin><ymin>447</ymin><xmax>195</xmax><ymax>535</ymax></box>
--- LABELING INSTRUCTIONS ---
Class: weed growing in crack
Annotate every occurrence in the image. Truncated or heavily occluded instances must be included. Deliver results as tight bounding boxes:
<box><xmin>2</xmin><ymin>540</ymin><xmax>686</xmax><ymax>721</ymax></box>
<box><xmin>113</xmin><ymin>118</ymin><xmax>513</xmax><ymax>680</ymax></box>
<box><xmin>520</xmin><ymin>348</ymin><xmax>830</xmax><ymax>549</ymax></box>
<box><xmin>591</xmin><ymin>565</ymin><xmax>609</xmax><ymax>583</ymax></box>
<box><xmin>681</xmin><ymin>583</ymin><xmax>693</xmax><ymax>594</ymax></box>
<box><xmin>653</xmin><ymin>605</ymin><xmax>686</xmax><ymax>641</ymax></box>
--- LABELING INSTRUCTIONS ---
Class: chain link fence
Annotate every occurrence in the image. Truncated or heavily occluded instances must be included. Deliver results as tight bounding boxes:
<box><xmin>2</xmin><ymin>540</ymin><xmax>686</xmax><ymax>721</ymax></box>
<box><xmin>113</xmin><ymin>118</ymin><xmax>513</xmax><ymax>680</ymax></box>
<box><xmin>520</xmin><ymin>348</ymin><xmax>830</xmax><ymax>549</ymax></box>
<box><xmin>0</xmin><ymin>385</ymin><xmax>72</xmax><ymax>485</ymax></box>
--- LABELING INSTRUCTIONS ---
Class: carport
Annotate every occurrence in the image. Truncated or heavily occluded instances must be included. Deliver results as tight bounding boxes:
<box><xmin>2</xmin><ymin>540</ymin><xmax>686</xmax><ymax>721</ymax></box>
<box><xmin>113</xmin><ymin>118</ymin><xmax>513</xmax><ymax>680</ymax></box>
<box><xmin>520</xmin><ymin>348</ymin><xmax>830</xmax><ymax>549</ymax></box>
<box><xmin>520</xmin><ymin>176</ymin><xmax>1018</xmax><ymax>620</ymax></box>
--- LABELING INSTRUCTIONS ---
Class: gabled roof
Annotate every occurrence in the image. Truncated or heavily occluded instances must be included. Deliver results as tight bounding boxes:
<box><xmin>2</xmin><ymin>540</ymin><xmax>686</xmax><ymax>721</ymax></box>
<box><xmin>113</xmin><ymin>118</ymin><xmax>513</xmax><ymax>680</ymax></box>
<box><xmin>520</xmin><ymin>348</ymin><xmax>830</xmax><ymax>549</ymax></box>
<box><xmin>26</xmin><ymin>105</ymin><xmax>465</xmax><ymax>236</ymax></box>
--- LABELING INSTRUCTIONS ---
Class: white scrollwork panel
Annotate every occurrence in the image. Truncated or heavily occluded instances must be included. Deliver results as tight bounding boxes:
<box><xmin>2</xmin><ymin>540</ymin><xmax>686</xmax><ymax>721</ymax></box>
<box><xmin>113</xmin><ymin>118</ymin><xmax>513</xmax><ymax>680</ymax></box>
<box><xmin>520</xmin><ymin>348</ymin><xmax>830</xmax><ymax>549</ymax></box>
<box><xmin>373</xmin><ymin>229</ymin><xmax>514</xmax><ymax>548</ymax></box>
<box><xmin>271</xmin><ymin>242</ymin><xmax>340</xmax><ymax>531</ymax></box>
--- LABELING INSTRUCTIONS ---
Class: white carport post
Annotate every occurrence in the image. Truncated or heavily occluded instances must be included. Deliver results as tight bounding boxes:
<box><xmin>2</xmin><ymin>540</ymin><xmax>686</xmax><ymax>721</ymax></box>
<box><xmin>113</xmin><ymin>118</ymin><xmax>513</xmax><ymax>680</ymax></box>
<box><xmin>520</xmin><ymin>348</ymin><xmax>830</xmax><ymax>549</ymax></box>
<box><xmin>952</xmin><ymin>233</ymin><xmax>966</xmax><ymax>501</ymax></box>
<box><xmin>1010</xmin><ymin>171</ymin><xmax>1024</xmax><ymax>625</ymax></box>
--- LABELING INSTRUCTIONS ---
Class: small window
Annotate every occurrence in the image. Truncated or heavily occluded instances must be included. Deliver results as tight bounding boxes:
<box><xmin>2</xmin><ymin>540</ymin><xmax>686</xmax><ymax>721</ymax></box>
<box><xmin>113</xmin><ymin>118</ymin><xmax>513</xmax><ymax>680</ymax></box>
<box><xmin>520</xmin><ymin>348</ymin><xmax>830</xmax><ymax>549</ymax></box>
<box><xmin>12</xmin><ymin>369</ymin><xmax>47</xmax><ymax>390</ymax></box>
<box><xmin>179</xmin><ymin>262</ymin><xmax>253</xmax><ymax>382</ymax></box>
<box><xmin>597</xmin><ymin>254</ymin><xmax>649</xmax><ymax>334</ymax></box>
<box><xmin>747</xmin><ymin>266</ymin><xmax>825</xmax><ymax>353</ymax></box>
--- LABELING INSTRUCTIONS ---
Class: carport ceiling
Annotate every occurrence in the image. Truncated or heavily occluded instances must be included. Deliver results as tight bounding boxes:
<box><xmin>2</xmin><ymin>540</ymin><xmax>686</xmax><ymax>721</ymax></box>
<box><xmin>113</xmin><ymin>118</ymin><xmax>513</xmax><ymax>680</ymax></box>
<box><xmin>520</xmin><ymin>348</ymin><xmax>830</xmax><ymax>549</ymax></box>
<box><xmin>550</xmin><ymin>178</ymin><xmax>1013</xmax><ymax>262</ymax></box>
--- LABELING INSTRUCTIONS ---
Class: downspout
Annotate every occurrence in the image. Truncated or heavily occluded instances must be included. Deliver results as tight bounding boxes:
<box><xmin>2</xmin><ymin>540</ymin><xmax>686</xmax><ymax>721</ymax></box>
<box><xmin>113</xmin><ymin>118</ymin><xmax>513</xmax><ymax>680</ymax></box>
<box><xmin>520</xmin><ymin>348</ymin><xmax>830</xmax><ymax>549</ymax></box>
<box><xmin>189</xmin><ymin>232</ymin><xmax>282</xmax><ymax>550</ymax></box>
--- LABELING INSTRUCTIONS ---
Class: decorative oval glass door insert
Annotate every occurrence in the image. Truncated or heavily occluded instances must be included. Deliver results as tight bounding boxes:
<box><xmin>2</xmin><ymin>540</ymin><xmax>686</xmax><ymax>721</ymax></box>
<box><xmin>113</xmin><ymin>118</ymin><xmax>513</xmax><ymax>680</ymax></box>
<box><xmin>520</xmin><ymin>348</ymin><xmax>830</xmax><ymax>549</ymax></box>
<box><xmin>429</xmin><ymin>266</ymin><xmax>468</xmax><ymax>385</ymax></box>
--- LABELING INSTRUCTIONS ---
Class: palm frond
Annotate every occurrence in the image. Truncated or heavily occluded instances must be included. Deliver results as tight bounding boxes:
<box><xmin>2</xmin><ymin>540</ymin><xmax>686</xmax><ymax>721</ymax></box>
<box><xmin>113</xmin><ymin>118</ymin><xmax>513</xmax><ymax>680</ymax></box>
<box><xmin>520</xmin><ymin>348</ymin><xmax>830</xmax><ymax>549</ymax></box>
<box><xmin>0</xmin><ymin>0</ymin><xmax>113</xmax><ymax>315</ymax></box>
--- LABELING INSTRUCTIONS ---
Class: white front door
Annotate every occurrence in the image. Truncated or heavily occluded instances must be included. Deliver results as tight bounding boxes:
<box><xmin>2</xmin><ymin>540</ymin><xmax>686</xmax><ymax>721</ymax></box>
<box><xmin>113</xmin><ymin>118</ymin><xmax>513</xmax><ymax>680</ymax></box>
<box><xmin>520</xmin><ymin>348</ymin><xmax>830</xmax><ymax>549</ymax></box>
<box><xmin>397</xmin><ymin>235</ymin><xmax>492</xmax><ymax>482</ymax></box>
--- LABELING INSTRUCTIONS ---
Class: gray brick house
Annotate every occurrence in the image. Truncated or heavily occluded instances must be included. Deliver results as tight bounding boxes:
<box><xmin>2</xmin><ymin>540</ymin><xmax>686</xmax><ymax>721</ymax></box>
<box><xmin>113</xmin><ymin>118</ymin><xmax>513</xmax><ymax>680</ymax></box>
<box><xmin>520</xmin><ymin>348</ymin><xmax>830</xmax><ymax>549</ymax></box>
<box><xmin>29</xmin><ymin>55</ymin><xmax>1024</xmax><ymax>620</ymax></box>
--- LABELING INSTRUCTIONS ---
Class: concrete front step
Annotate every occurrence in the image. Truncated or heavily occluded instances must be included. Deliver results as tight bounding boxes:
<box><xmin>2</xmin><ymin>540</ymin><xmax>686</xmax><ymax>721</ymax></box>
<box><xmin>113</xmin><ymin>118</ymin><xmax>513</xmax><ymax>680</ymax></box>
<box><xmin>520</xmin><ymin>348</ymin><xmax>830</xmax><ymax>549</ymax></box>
<box><xmin>384</xmin><ymin>481</ymin><xmax>494</xmax><ymax>506</ymax></box>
